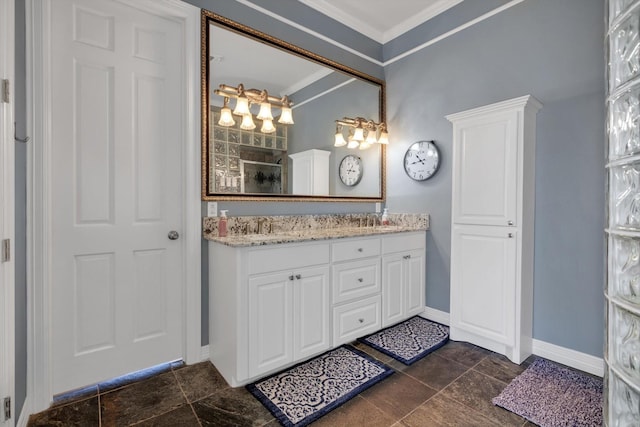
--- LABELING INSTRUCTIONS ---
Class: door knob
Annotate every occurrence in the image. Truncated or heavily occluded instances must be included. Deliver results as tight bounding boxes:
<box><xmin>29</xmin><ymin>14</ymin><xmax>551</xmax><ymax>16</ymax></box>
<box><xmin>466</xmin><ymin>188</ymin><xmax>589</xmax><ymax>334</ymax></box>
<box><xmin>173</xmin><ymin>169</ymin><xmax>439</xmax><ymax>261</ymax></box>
<box><xmin>168</xmin><ymin>231</ymin><xmax>179</xmax><ymax>240</ymax></box>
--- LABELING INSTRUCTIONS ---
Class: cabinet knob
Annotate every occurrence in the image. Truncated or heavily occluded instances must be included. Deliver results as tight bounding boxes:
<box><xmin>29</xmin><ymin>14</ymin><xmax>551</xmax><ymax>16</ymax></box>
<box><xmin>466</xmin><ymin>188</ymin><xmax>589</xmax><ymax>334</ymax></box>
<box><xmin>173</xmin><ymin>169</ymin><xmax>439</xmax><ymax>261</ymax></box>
<box><xmin>508</xmin><ymin>220</ymin><xmax>514</xmax><ymax>226</ymax></box>
<box><xmin>357</xmin><ymin>278</ymin><xmax>363</xmax><ymax>282</ymax></box>
<box><xmin>288</xmin><ymin>275</ymin><xmax>294</xmax><ymax>281</ymax></box>
<box><xmin>358</xmin><ymin>318</ymin><xmax>364</xmax><ymax>323</ymax></box>
<box><xmin>403</xmin><ymin>255</ymin><xmax>411</xmax><ymax>259</ymax></box>
<box><xmin>295</xmin><ymin>274</ymin><xmax>302</xmax><ymax>280</ymax></box>
<box><xmin>508</xmin><ymin>233</ymin><xmax>513</xmax><ymax>238</ymax></box>
<box><xmin>357</xmin><ymin>248</ymin><xmax>363</xmax><ymax>252</ymax></box>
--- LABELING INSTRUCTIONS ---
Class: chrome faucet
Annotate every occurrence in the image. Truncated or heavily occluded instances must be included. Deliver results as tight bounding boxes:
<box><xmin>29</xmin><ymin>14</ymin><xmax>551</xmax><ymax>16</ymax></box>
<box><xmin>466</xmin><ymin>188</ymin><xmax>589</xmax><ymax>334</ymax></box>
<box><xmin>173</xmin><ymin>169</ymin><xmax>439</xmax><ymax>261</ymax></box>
<box><xmin>257</xmin><ymin>218</ymin><xmax>271</xmax><ymax>234</ymax></box>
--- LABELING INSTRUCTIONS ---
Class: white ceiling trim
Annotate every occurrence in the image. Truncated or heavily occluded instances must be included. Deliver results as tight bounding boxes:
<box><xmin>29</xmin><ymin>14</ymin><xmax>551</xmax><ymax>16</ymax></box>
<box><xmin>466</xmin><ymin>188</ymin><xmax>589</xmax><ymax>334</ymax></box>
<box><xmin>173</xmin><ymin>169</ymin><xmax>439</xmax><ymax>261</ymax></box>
<box><xmin>381</xmin><ymin>0</ymin><xmax>464</xmax><ymax>43</ymax></box>
<box><xmin>233</xmin><ymin>0</ymin><xmax>384</xmax><ymax>66</ymax></box>
<box><xmin>233</xmin><ymin>0</ymin><xmax>528</xmax><ymax>68</ymax></box>
<box><xmin>300</xmin><ymin>0</ymin><xmax>464</xmax><ymax>44</ymax></box>
<box><xmin>282</xmin><ymin>68</ymin><xmax>334</xmax><ymax>96</ymax></box>
<box><xmin>383</xmin><ymin>0</ymin><xmax>526</xmax><ymax>66</ymax></box>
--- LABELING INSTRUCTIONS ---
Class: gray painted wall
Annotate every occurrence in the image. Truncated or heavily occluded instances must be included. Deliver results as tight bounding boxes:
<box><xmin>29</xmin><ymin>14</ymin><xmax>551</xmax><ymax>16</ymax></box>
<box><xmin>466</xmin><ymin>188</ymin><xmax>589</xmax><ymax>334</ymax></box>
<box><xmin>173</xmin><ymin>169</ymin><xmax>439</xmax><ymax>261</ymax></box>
<box><xmin>13</xmin><ymin>0</ymin><xmax>605</xmax><ymax>419</ymax></box>
<box><xmin>384</xmin><ymin>0</ymin><xmax>605</xmax><ymax>356</ymax></box>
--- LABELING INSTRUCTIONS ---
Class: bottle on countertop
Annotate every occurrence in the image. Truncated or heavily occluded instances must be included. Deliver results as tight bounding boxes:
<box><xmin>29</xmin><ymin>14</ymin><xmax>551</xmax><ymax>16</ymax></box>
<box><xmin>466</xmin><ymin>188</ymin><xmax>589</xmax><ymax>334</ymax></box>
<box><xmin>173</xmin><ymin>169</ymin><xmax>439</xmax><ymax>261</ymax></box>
<box><xmin>381</xmin><ymin>208</ymin><xmax>390</xmax><ymax>226</ymax></box>
<box><xmin>218</xmin><ymin>210</ymin><xmax>228</xmax><ymax>237</ymax></box>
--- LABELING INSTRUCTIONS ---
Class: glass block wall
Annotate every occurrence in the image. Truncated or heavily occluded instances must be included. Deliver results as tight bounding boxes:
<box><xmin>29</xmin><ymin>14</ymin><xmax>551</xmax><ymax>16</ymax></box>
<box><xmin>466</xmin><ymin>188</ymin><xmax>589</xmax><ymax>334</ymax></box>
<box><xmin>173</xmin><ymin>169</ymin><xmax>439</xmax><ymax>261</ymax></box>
<box><xmin>606</xmin><ymin>1</ymin><xmax>640</xmax><ymax>425</ymax></box>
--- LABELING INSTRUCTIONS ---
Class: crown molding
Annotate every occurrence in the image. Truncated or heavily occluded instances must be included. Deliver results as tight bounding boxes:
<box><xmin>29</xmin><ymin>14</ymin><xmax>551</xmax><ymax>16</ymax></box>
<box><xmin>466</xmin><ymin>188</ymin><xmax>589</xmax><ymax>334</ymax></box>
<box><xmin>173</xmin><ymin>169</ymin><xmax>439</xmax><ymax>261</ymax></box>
<box><xmin>381</xmin><ymin>0</ymin><xmax>463</xmax><ymax>43</ymax></box>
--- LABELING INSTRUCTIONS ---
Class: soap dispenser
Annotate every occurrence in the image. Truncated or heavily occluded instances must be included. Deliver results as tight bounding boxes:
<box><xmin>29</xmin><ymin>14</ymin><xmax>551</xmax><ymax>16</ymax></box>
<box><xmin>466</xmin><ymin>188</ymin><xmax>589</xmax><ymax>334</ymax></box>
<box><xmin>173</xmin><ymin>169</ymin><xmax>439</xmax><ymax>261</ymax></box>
<box><xmin>381</xmin><ymin>208</ymin><xmax>389</xmax><ymax>226</ymax></box>
<box><xmin>218</xmin><ymin>210</ymin><xmax>228</xmax><ymax>237</ymax></box>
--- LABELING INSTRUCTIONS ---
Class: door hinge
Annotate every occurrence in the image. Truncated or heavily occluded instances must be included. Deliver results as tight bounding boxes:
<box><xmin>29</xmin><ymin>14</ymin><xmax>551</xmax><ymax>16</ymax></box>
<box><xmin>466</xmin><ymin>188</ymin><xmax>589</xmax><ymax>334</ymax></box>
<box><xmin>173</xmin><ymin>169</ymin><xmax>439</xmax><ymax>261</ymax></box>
<box><xmin>3</xmin><ymin>397</ymin><xmax>10</xmax><ymax>420</ymax></box>
<box><xmin>1</xmin><ymin>239</ymin><xmax>10</xmax><ymax>263</ymax></box>
<box><xmin>1</xmin><ymin>79</ymin><xmax>9</xmax><ymax>103</ymax></box>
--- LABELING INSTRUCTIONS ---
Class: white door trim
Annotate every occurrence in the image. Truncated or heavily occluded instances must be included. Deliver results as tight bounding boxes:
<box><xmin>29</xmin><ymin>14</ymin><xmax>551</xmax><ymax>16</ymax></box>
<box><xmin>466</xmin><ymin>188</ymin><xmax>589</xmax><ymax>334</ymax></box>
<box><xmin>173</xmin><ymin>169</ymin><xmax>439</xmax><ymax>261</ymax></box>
<box><xmin>26</xmin><ymin>0</ymin><xmax>201</xmax><ymax>412</ymax></box>
<box><xmin>0</xmin><ymin>0</ymin><xmax>16</xmax><ymax>424</ymax></box>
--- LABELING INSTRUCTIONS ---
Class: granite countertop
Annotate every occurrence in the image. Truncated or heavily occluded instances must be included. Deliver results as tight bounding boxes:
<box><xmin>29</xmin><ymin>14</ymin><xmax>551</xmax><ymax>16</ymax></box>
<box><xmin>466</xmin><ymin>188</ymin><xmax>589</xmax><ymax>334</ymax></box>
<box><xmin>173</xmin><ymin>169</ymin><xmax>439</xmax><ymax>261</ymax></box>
<box><xmin>203</xmin><ymin>213</ymin><xmax>429</xmax><ymax>247</ymax></box>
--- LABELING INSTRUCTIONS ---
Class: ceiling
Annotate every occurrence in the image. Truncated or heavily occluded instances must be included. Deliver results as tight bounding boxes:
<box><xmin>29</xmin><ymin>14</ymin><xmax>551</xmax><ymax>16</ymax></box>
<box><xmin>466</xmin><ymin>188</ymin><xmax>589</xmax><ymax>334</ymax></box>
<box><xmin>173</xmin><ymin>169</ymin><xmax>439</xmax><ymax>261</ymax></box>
<box><xmin>299</xmin><ymin>0</ymin><xmax>463</xmax><ymax>44</ymax></box>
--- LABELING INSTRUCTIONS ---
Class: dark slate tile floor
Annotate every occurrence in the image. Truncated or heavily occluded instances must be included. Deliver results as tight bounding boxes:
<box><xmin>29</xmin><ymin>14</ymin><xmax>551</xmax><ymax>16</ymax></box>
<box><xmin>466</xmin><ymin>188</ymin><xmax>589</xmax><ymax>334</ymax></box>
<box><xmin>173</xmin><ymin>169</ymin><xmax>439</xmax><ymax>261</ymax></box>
<box><xmin>28</xmin><ymin>341</ymin><xmax>544</xmax><ymax>426</ymax></box>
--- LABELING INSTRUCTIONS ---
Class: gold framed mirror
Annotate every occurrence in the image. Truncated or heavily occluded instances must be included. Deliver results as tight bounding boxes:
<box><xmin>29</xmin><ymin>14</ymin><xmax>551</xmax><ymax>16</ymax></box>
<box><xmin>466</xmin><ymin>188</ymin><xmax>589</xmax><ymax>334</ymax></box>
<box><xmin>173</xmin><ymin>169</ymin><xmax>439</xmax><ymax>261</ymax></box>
<box><xmin>201</xmin><ymin>10</ymin><xmax>386</xmax><ymax>202</ymax></box>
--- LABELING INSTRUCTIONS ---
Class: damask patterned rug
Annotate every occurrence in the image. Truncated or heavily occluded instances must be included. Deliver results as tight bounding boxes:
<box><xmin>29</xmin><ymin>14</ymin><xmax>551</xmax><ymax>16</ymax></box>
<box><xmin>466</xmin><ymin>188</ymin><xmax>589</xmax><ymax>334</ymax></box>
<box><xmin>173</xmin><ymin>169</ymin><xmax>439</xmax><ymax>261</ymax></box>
<box><xmin>246</xmin><ymin>345</ymin><xmax>394</xmax><ymax>427</ymax></box>
<box><xmin>358</xmin><ymin>316</ymin><xmax>450</xmax><ymax>364</ymax></box>
<box><xmin>492</xmin><ymin>358</ymin><xmax>603</xmax><ymax>427</ymax></box>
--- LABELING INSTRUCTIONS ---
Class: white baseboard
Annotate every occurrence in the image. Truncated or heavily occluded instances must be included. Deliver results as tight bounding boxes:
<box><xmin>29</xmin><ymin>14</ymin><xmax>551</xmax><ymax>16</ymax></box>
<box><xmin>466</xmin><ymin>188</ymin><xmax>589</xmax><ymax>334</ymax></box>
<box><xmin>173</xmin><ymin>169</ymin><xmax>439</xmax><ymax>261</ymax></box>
<box><xmin>531</xmin><ymin>339</ymin><xmax>604</xmax><ymax>377</ymax></box>
<box><xmin>200</xmin><ymin>345</ymin><xmax>210</xmax><ymax>361</ymax></box>
<box><xmin>420</xmin><ymin>306</ymin><xmax>604</xmax><ymax>377</ymax></box>
<box><xmin>17</xmin><ymin>396</ymin><xmax>31</xmax><ymax>427</ymax></box>
<box><xmin>421</xmin><ymin>306</ymin><xmax>450</xmax><ymax>325</ymax></box>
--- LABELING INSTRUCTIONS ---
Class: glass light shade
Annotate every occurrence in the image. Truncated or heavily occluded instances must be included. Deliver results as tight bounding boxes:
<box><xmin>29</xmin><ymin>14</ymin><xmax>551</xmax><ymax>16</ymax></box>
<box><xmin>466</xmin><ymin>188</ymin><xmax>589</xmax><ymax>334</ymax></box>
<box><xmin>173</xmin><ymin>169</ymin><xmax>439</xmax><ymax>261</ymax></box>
<box><xmin>352</xmin><ymin>127</ymin><xmax>365</xmax><ymax>142</ymax></box>
<box><xmin>334</xmin><ymin>131</ymin><xmax>347</xmax><ymax>147</ymax></box>
<box><xmin>218</xmin><ymin>107</ymin><xmax>235</xmax><ymax>127</ymax></box>
<box><xmin>365</xmin><ymin>129</ymin><xmax>377</xmax><ymax>144</ymax></box>
<box><xmin>233</xmin><ymin>96</ymin><xmax>250</xmax><ymax>116</ymax></box>
<box><xmin>359</xmin><ymin>141</ymin><xmax>372</xmax><ymax>150</ymax></box>
<box><xmin>347</xmin><ymin>139</ymin><xmax>360</xmax><ymax>149</ymax></box>
<box><xmin>240</xmin><ymin>114</ymin><xmax>256</xmax><ymax>130</ymax></box>
<box><xmin>256</xmin><ymin>102</ymin><xmax>273</xmax><ymax>121</ymax></box>
<box><xmin>260</xmin><ymin>118</ymin><xmax>276</xmax><ymax>133</ymax></box>
<box><xmin>377</xmin><ymin>130</ymin><xmax>389</xmax><ymax>145</ymax></box>
<box><xmin>278</xmin><ymin>106</ymin><xmax>294</xmax><ymax>124</ymax></box>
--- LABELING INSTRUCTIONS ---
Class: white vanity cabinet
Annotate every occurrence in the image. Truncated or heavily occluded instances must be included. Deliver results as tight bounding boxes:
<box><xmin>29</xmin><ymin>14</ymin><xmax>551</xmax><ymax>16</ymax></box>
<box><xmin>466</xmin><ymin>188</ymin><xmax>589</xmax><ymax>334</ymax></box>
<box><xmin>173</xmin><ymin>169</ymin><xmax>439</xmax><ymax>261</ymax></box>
<box><xmin>209</xmin><ymin>240</ymin><xmax>331</xmax><ymax>386</ymax></box>
<box><xmin>382</xmin><ymin>232</ymin><xmax>426</xmax><ymax>327</ymax></box>
<box><xmin>208</xmin><ymin>229</ymin><xmax>427</xmax><ymax>386</ymax></box>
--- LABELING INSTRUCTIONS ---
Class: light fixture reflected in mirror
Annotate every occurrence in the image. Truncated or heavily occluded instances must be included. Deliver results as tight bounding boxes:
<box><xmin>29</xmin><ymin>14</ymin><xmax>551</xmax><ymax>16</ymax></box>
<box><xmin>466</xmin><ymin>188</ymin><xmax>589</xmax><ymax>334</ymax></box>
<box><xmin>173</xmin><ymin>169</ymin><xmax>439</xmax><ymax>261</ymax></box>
<box><xmin>218</xmin><ymin>97</ymin><xmax>235</xmax><ymax>126</ymax></box>
<box><xmin>214</xmin><ymin>83</ymin><xmax>293</xmax><ymax>134</ymax></box>
<box><xmin>334</xmin><ymin>124</ymin><xmax>347</xmax><ymax>147</ymax></box>
<box><xmin>334</xmin><ymin>117</ymin><xmax>389</xmax><ymax>149</ymax></box>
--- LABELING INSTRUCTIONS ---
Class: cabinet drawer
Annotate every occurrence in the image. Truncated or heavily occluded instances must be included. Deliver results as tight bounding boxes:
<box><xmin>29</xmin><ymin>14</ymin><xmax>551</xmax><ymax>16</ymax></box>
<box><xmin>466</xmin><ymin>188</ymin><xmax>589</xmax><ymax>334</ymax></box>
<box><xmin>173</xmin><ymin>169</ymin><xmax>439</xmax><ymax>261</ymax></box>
<box><xmin>332</xmin><ymin>258</ymin><xmax>380</xmax><ymax>304</ymax></box>
<box><xmin>332</xmin><ymin>237</ymin><xmax>380</xmax><ymax>262</ymax></box>
<box><xmin>333</xmin><ymin>295</ymin><xmax>381</xmax><ymax>346</ymax></box>
<box><xmin>248</xmin><ymin>242</ymin><xmax>330</xmax><ymax>275</ymax></box>
<box><xmin>382</xmin><ymin>232</ymin><xmax>425</xmax><ymax>254</ymax></box>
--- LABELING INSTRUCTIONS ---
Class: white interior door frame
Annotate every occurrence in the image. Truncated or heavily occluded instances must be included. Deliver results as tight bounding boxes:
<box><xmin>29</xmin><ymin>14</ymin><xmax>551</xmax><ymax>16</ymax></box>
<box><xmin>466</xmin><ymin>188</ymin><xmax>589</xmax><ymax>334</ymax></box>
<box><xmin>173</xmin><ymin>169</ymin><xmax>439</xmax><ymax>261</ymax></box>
<box><xmin>27</xmin><ymin>0</ymin><xmax>201</xmax><ymax>412</ymax></box>
<box><xmin>0</xmin><ymin>0</ymin><xmax>16</xmax><ymax>424</ymax></box>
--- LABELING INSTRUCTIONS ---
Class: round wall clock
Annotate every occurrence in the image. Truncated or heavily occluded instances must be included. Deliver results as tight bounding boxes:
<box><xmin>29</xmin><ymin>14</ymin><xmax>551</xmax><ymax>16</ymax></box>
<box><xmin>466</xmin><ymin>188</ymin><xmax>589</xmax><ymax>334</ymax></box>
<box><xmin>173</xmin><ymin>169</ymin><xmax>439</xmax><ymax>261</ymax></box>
<box><xmin>404</xmin><ymin>140</ymin><xmax>441</xmax><ymax>181</ymax></box>
<box><xmin>339</xmin><ymin>154</ymin><xmax>363</xmax><ymax>186</ymax></box>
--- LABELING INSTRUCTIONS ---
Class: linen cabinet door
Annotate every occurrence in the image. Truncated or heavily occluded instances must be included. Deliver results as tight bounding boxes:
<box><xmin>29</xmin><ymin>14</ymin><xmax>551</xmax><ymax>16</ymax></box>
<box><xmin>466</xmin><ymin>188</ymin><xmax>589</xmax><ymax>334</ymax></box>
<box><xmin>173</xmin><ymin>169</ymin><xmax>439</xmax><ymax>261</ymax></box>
<box><xmin>293</xmin><ymin>265</ymin><xmax>331</xmax><ymax>360</ymax></box>
<box><xmin>248</xmin><ymin>272</ymin><xmax>293</xmax><ymax>377</ymax></box>
<box><xmin>450</xmin><ymin>224</ymin><xmax>517</xmax><ymax>346</ymax></box>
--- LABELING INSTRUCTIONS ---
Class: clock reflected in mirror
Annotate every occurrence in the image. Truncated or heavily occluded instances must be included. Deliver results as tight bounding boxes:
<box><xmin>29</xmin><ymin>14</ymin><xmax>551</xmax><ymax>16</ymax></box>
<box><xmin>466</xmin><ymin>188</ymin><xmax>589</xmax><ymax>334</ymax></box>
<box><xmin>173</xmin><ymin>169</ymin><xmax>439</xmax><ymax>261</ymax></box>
<box><xmin>404</xmin><ymin>140</ymin><xmax>441</xmax><ymax>181</ymax></box>
<box><xmin>339</xmin><ymin>154</ymin><xmax>364</xmax><ymax>186</ymax></box>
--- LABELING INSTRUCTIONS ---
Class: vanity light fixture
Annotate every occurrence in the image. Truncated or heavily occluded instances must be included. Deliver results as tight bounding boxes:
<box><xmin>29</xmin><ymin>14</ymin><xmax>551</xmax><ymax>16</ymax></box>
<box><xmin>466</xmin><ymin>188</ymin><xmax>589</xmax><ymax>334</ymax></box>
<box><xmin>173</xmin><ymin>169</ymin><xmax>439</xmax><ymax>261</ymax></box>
<box><xmin>334</xmin><ymin>117</ymin><xmax>389</xmax><ymax>149</ymax></box>
<box><xmin>214</xmin><ymin>83</ymin><xmax>294</xmax><ymax>133</ymax></box>
<box><xmin>218</xmin><ymin>97</ymin><xmax>236</xmax><ymax>127</ymax></box>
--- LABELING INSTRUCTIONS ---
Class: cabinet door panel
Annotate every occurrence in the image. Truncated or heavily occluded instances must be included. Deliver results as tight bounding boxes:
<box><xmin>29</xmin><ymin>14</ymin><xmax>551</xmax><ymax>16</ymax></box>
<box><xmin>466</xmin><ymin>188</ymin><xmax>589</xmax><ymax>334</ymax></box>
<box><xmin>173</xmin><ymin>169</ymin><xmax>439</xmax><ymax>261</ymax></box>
<box><xmin>451</xmin><ymin>225</ymin><xmax>516</xmax><ymax>345</ymax></box>
<box><xmin>294</xmin><ymin>266</ymin><xmax>330</xmax><ymax>360</ymax></box>
<box><xmin>405</xmin><ymin>251</ymin><xmax>425</xmax><ymax>318</ymax></box>
<box><xmin>248</xmin><ymin>272</ymin><xmax>292</xmax><ymax>377</ymax></box>
<box><xmin>452</xmin><ymin>111</ymin><xmax>518</xmax><ymax>226</ymax></box>
<box><xmin>382</xmin><ymin>254</ymin><xmax>404</xmax><ymax>327</ymax></box>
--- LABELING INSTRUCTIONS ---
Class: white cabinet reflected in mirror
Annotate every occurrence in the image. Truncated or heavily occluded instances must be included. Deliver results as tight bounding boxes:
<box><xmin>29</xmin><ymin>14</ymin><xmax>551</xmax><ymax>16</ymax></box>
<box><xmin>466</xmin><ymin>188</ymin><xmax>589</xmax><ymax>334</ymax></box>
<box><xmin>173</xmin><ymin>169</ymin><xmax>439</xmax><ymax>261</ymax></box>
<box><xmin>201</xmin><ymin>10</ymin><xmax>386</xmax><ymax>201</ymax></box>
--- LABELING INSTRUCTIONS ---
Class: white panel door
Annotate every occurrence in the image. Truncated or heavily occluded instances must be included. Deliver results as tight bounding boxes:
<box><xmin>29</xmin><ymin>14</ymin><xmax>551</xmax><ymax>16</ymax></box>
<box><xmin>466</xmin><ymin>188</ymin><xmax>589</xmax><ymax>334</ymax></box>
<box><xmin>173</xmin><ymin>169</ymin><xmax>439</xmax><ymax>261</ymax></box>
<box><xmin>248</xmin><ymin>272</ymin><xmax>293</xmax><ymax>377</ymax></box>
<box><xmin>450</xmin><ymin>225</ymin><xmax>516</xmax><ymax>345</ymax></box>
<box><xmin>293</xmin><ymin>266</ymin><xmax>330</xmax><ymax>360</ymax></box>
<box><xmin>51</xmin><ymin>0</ymin><xmax>184</xmax><ymax>394</ymax></box>
<box><xmin>452</xmin><ymin>111</ymin><xmax>518</xmax><ymax>227</ymax></box>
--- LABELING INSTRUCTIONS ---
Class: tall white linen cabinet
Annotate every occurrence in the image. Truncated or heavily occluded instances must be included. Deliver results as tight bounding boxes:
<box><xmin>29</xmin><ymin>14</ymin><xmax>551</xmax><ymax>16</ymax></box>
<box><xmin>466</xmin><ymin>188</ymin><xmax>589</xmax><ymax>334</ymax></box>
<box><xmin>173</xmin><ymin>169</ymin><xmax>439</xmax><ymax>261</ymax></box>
<box><xmin>446</xmin><ymin>95</ymin><xmax>541</xmax><ymax>364</ymax></box>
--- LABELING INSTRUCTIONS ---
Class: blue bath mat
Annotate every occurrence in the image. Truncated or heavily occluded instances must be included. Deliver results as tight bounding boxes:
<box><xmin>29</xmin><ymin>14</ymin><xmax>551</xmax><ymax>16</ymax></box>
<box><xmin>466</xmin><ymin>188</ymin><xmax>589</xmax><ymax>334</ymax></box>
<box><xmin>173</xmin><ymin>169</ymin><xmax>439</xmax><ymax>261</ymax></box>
<box><xmin>246</xmin><ymin>345</ymin><xmax>393</xmax><ymax>427</ymax></box>
<box><xmin>358</xmin><ymin>316</ymin><xmax>449</xmax><ymax>365</ymax></box>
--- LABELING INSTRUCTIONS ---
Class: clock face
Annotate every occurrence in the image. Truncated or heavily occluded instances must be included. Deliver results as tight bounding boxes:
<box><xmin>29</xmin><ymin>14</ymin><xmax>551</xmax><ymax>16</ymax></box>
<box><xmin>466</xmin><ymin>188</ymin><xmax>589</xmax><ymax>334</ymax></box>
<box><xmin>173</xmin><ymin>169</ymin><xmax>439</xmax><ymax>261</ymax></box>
<box><xmin>404</xmin><ymin>140</ymin><xmax>440</xmax><ymax>181</ymax></box>
<box><xmin>339</xmin><ymin>155</ymin><xmax>363</xmax><ymax>186</ymax></box>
